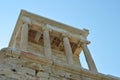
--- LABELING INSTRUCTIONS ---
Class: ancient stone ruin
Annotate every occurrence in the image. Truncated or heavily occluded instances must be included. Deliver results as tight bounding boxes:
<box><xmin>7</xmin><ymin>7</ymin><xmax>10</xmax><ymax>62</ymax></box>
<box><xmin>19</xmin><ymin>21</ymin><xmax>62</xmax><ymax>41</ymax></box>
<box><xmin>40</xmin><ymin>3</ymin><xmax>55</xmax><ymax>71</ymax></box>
<box><xmin>0</xmin><ymin>10</ymin><xmax>119</xmax><ymax>80</ymax></box>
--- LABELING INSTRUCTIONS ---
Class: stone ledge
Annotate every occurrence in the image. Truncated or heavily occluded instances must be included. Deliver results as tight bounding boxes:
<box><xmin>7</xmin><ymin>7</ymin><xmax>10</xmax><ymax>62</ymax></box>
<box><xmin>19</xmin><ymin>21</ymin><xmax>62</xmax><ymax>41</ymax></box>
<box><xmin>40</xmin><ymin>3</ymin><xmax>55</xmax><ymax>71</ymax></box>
<box><xmin>0</xmin><ymin>47</ymin><xmax>119</xmax><ymax>80</ymax></box>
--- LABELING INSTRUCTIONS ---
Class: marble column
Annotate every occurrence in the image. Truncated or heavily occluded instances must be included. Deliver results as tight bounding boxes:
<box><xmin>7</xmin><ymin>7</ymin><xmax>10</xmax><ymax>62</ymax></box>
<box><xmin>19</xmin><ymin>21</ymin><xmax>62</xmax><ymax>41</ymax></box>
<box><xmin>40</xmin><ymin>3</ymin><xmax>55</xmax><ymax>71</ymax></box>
<box><xmin>20</xmin><ymin>23</ymin><xmax>28</xmax><ymax>51</ymax></box>
<box><xmin>13</xmin><ymin>26</ymin><xmax>21</xmax><ymax>48</ymax></box>
<box><xmin>35</xmin><ymin>32</ymin><xmax>41</xmax><ymax>43</ymax></box>
<box><xmin>63</xmin><ymin>35</ymin><xmax>74</xmax><ymax>65</ymax></box>
<box><xmin>74</xmin><ymin>55</ymin><xmax>82</xmax><ymax>67</ymax></box>
<box><xmin>43</xmin><ymin>28</ymin><xmax>52</xmax><ymax>60</ymax></box>
<box><xmin>81</xmin><ymin>42</ymin><xmax>98</xmax><ymax>72</ymax></box>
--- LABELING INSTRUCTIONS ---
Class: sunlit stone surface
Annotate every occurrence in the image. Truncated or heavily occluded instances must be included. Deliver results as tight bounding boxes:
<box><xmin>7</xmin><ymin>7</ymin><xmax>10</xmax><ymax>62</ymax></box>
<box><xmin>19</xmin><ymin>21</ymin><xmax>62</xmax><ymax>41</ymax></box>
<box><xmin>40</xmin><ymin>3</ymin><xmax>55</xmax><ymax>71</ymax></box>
<box><xmin>0</xmin><ymin>10</ymin><xmax>119</xmax><ymax>80</ymax></box>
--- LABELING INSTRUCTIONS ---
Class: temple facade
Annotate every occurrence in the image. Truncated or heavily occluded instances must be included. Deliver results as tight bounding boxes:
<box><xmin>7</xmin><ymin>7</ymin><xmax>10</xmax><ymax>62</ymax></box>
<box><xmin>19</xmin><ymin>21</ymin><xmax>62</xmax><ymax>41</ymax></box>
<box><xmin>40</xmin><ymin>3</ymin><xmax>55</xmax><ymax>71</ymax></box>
<box><xmin>0</xmin><ymin>10</ymin><xmax>119</xmax><ymax>80</ymax></box>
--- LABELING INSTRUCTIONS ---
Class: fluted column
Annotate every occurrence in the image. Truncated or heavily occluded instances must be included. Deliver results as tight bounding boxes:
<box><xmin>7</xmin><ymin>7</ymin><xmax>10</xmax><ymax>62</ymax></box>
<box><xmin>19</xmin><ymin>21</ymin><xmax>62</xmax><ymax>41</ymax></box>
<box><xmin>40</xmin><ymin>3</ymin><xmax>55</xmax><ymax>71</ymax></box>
<box><xmin>20</xmin><ymin>23</ymin><xmax>28</xmax><ymax>51</ymax></box>
<box><xmin>43</xmin><ymin>27</ymin><xmax>52</xmax><ymax>60</ymax></box>
<box><xmin>81</xmin><ymin>42</ymin><xmax>98</xmax><ymax>72</ymax></box>
<box><xmin>63</xmin><ymin>35</ymin><xmax>74</xmax><ymax>65</ymax></box>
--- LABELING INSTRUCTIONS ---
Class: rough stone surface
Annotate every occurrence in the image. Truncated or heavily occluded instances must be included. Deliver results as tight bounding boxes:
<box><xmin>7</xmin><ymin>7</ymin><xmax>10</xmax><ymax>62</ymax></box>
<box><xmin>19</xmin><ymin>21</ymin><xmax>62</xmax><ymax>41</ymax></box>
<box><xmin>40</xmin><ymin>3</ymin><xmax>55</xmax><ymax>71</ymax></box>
<box><xmin>0</xmin><ymin>48</ymin><xmax>119</xmax><ymax>80</ymax></box>
<box><xmin>1</xmin><ymin>10</ymin><xmax>120</xmax><ymax>80</ymax></box>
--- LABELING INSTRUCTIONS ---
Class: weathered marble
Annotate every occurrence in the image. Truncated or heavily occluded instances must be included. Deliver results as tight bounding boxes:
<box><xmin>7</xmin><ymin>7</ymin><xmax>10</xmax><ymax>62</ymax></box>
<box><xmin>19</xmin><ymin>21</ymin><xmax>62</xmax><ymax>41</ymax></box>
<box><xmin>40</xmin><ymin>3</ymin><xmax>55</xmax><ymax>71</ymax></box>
<box><xmin>0</xmin><ymin>10</ymin><xmax>119</xmax><ymax>80</ymax></box>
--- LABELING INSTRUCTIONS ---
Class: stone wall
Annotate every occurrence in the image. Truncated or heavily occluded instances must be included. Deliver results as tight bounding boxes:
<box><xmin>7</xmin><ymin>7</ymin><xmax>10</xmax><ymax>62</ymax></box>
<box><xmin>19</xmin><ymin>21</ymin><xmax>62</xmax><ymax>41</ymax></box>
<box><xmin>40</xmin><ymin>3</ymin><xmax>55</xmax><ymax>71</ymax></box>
<box><xmin>0</xmin><ymin>48</ymin><xmax>118</xmax><ymax>80</ymax></box>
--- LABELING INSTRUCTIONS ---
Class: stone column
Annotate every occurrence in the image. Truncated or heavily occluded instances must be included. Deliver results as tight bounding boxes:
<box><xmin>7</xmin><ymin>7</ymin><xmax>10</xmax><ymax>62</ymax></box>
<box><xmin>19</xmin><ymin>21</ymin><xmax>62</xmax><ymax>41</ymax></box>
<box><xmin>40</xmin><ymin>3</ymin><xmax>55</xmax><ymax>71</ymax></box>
<box><xmin>20</xmin><ymin>23</ymin><xmax>28</xmax><ymax>51</ymax></box>
<box><xmin>12</xmin><ymin>26</ymin><xmax>21</xmax><ymax>48</ymax></box>
<box><xmin>81</xmin><ymin>42</ymin><xmax>98</xmax><ymax>72</ymax></box>
<box><xmin>43</xmin><ymin>28</ymin><xmax>52</xmax><ymax>60</ymax></box>
<box><xmin>35</xmin><ymin>32</ymin><xmax>41</xmax><ymax>43</ymax></box>
<box><xmin>63</xmin><ymin>35</ymin><xmax>74</xmax><ymax>65</ymax></box>
<box><xmin>74</xmin><ymin>55</ymin><xmax>82</xmax><ymax>67</ymax></box>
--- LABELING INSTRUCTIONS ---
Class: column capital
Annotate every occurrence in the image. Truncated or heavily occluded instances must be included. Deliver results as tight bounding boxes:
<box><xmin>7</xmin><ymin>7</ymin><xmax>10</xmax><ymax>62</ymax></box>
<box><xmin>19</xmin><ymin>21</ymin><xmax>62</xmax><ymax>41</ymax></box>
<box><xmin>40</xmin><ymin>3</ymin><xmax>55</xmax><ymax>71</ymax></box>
<box><xmin>62</xmin><ymin>32</ymin><xmax>71</xmax><ymax>39</ymax></box>
<box><xmin>80</xmin><ymin>40</ymin><xmax>90</xmax><ymax>45</ymax></box>
<box><xmin>79</xmin><ymin>35</ymin><xmax>90</xmax><ymax>44</ymax></box>
<box><xmin>42</xmin><ymin>24</ymin><xmax>52</xmax><ymax>32</ymax></box>
<box><xmin>22</xmin><ymin>23</ymin><xmax>31</xmax><ymax>29</ymax></box>
<box><xmin>22</xmin><ymin>16</ymin><xmax>32</xmax><ymax>25</ymax></box>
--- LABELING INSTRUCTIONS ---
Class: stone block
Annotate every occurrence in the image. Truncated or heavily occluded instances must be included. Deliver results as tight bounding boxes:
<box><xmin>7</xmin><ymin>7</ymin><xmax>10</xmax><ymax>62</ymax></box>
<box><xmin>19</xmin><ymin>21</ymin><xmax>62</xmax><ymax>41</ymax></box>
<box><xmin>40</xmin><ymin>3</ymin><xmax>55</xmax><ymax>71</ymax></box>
<box><xmin>58</xmin><ymin>70</ymin><xmax>66</xmax><ymax>77</ymax></box>
<box><xmin>52</xmin><ymin>69</ymin><xmax>65</xmax><ymax>77</ymax></box>
<box><xmin>49</xmin><ymin>76</ymin><xmax>61</xmax><ymax>80</ymax></box>
<box><xmin>38</xmin><ymin>77</ymin><xmax>49</xmax><ymax>80</ymax></box>
<box><xmin>65</xmin><ymin>72</ymin><xmax>72</xmax><ymax>78</ymax></box>
<box><xmin>37</xmin><ymin>72</ymin><xmax>49</xmax><ymax>79</ymax></box>
<box><xmin>62</xmin><ymin>78</ymin><xmax>68</xmax><ymax>80</ymax></box>
<box><xmin>42</xmin><ymin>65</ymin><xmax>51</xmax><ymax>73</ymax></box>
<box><xmin>20</xmin><ymin>67</ymin><xmax>35</xmax><ymax>76</ymax></box>
<box><xmin>11</xmin><ymin>48</ymin><xmax>21</xmax><ymax>58</ymax></box>
<box><xmin>37</xmin><ymin>64</ymin><xmax>44</xmax><ymax>71</ymax></box>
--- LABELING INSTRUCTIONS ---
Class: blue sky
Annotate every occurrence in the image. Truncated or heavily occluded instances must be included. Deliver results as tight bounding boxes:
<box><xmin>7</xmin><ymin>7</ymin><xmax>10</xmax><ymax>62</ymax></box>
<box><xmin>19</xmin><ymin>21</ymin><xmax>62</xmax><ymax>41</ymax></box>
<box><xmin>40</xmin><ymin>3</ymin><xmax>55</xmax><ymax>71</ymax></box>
<box><xmin>0</xmin><ymin>0</ymin><xmax>120</xmax><ymax>77</ymax></box>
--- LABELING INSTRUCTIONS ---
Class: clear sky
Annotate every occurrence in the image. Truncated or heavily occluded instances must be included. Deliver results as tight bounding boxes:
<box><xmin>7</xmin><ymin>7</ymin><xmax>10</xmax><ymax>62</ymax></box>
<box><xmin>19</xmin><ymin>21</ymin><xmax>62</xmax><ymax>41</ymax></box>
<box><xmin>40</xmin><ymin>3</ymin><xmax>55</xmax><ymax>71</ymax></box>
<box><xmin>0</xmin><ymin>0</ymin><xmax>120</xmax><ymax>77</ymax></box>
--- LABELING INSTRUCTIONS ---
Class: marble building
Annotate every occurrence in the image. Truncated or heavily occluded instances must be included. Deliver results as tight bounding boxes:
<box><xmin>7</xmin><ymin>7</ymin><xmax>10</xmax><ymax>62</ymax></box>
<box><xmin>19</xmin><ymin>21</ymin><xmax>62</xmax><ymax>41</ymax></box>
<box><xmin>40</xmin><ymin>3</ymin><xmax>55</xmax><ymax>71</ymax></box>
<box><xmin>0</xmin><ymin>10</ymin><xmax>119</xmax><ymax>80</ymax></box>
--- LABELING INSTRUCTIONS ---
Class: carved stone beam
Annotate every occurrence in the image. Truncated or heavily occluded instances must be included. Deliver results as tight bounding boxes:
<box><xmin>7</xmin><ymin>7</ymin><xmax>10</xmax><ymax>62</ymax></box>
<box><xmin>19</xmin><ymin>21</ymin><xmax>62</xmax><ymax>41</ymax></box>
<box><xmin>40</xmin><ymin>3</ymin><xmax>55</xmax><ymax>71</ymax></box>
<box><xmin>31</xmin><ymin>21</ymin><xmax>88</xmax><ymax>42</ymax></box>
<box><xmin>46</xmin><ymin>24</ymin><xmax>89</xmax><ymax>43</ymax></box>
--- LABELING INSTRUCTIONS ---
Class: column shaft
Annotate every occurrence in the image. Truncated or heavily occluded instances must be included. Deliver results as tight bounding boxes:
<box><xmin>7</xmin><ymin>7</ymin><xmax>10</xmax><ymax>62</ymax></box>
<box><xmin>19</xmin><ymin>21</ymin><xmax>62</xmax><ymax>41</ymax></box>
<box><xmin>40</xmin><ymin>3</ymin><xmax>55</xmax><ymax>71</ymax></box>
<box><xmin>43</xmin><ymin>29</ymin><xmax>52</xmax><ymax>60</ymax></box>
<box><xmin>35</xmin><ymin>32</ymin><xmax>41</xmax><ymax>43</ymax></box>
<box><xmin>13</xmin><ymin>26</ymin><xmax>21</xmax><ymax>48</ymax></box>
<box><xmin>81</xmin><ymin>43</ymin><xmax>98</xmax><ymax>72</ymax></box>
<box><xmin>63</xmin><ymin>37</ymin><xmax>74</xmax><ymax>65</ymax></box>
<box><xmin>20</xmin><ymin>23</ymin><xmax>28</xmax><ymax>51</ymax></box>
<box><xmin>74</xmin><ymin>55</ymin><xmax>82</xmax><ymax>67</ymax></box>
